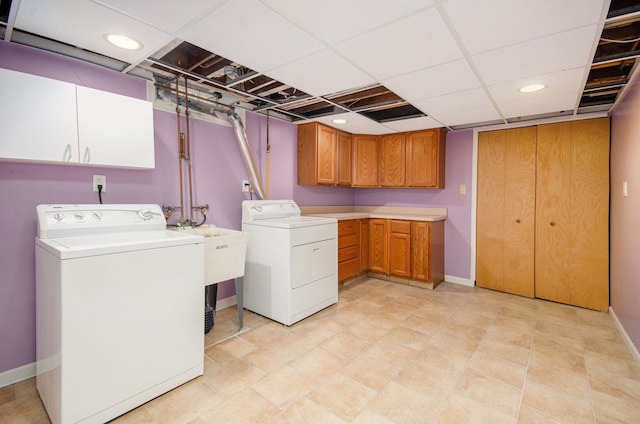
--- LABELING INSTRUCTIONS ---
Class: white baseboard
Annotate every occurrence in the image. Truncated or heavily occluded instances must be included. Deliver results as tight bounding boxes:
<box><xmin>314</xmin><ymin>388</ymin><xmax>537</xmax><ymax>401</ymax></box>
<box><xmin>609</xmin><ymin>307</ymin><xmax>640</xmax><ymax>366</ymax></box>
<box><xmin>445</xmin><ymin>275</ymin><xmax>475</xmax><ymax>287</ymax></box>
<box><xmin>0</xmin><ymin>362</ymin><xmax>35</xmax><ymax>389</ymax></box>
<box><xmin>216</xmin><ymin>295</ymin><xmax>237</xmax><ymax>311</ymax></box>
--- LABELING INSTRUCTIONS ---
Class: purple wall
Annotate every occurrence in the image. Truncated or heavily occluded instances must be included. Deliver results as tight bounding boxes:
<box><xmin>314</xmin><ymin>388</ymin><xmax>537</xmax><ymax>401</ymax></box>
<box><xmin>610</xmin><ymin>77</ymin><xmax>640</xmax><ymax>352</ymax></box>
<box><xmin>0</xmin><ymin>43</ymin><xmax>356</xmax><ymax>375</ymax></box>
<box><xmin>354</xmin><ymin>129</ymin><xmax>474</xmax><ymax>280</ymax></box>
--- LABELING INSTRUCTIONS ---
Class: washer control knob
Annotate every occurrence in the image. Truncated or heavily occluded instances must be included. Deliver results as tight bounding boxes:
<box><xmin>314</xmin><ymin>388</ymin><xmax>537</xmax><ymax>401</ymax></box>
<box><xmin>92</xmin><ymin>212</ymin><xmax>103</xmax><ymax>221</ymax></box>
<box><xmin>74</xmin><ymin>213</ymin><xmax>85</xmax><ymax>221</ymax></box>
<box><xmin>53</xmin><ymin>213</ymin><xmax>65</xmax><ymax>222</ymax></box>
<box><xmin>138</xmin><ymin>209</ymin><xmax>153</xmax><ymax>220</ymax></box>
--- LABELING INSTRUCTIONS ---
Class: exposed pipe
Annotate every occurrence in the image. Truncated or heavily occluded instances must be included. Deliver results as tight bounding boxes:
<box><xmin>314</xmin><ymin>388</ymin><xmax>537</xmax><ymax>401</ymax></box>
<box><xmin>224</xmin><ymin>110</ymin><xmax>267</xmax><ymax>200</ymax></box>
<box><xmin>175</xmin><ymin>78</ymin><xmax>185</xmax><ymax>222</ymax></box>
<box><xmin>157</xmin><ymin>86</ymin><xmax>267</xmax><ymax>201</ymax></box>
<box><xmin>184</xmin><ymin>76</ymin><xmax>195</xmax><ymax>219</ymax></box>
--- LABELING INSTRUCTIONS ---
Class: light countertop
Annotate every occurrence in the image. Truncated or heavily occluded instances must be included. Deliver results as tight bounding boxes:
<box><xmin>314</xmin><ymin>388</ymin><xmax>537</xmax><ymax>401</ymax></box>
<box><xmin>301</xmin><ymin>206</ymin><xmax>447</xmax><ymax>222</ymax></box>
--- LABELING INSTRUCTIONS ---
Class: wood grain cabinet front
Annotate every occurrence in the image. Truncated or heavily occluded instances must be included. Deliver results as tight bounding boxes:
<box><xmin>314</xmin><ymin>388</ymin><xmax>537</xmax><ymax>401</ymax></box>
<box><xmin>338</xmin><ymin>220</ymin><xmax>360</xmax><ymax>282</ymax></box>
<box><xmin>297</xmin><ymin>122</ymin><xmax>337</xmax><ymax>185</ymax></box>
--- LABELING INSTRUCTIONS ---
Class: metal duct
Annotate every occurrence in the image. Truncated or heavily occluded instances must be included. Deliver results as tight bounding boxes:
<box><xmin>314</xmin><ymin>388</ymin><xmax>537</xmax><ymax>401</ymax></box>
<box><xmin>157</xmin><ymin>87</ymin><xmax>266</xmax><ymax>200</ymax></box>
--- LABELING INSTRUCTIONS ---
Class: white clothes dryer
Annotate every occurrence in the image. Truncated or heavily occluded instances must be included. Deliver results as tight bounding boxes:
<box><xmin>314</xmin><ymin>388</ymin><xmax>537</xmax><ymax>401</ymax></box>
<box><xmin>241</xmin><ymin>200</ymin><xmax>338</xmax><ymax>326</ymax></box>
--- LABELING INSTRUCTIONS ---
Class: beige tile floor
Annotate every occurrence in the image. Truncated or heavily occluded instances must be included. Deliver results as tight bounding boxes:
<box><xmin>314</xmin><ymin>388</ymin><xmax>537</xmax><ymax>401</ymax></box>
<box><xmin>2</xmin><ymin>278</ymin><xmax>640</xmax><ymax>423</ymax></box>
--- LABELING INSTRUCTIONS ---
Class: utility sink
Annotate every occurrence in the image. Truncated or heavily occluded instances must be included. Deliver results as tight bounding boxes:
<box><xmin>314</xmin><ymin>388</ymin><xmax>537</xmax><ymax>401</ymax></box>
<box><xmin>177</xmin><ymin>225</ymin><xmax>249</xmax><ymax>285</ymax></box>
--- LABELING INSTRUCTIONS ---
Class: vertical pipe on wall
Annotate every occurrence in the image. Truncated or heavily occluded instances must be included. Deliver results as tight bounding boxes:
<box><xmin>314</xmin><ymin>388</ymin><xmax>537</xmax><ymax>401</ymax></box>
<box><xmin>175</xmin><ymin>77</ymin><xmax>185</xmax><ymax>222</ymax></box>
<box><xmin>184</xmin><ymin>76</ymin><xmax>195</xmax><ymax>220</ymax></box>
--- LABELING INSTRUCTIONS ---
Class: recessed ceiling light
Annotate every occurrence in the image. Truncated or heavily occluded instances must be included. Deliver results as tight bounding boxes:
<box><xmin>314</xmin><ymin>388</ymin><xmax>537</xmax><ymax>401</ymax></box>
<box><xmin>519</xmin><ymin>84</ymin><xmax>545</xmax><ymax>93</ymax></box>
<box><xmin>332</xmin><ymin>118</ymin><xmax>347</xmax><ymax>124</ymax></box>
<box><xmin>104</xmin><ymin>34</ymin><xmax>142</xmax><ymax>50</ymax></box>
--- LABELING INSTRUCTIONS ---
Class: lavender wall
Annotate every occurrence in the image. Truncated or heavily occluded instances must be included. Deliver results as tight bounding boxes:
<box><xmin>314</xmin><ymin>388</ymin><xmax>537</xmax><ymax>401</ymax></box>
<box><xmin>0</xmin><ymin>43</ymin><xmax>355</xmax><ymax>375</ymax></box>
<box><xmin>610</xmin><ymin>77</ymin><xmax>640</xmax><ymax>352</ymax></box>
<box><xmin>354</xmin><ymin>129</ymin><xmax>474</xmax><ymax>280</ymax></box>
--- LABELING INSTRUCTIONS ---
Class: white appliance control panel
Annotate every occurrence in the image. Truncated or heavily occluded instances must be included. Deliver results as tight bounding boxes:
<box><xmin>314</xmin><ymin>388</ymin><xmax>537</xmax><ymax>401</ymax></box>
<box><xmin>37</xmin><ymin>204</ymin><xmax>166</xmax><ymax>239</ymax></box>
<box><xmin>242</xmin><ymin>200</ymin><xmax>301</xmax><ymax>222</ymax></box>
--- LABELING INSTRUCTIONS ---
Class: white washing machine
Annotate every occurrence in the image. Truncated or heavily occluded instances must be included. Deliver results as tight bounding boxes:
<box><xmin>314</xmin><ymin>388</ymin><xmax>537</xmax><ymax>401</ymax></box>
<box><xmin>241</xmin><ymin>200</ymin><xmax>338</xmax><ymax>326</ymax></box>
<box><xmin>35</xmin><ymin>204</ymin><xmax>204</xmax><ymax>424</ymax></box>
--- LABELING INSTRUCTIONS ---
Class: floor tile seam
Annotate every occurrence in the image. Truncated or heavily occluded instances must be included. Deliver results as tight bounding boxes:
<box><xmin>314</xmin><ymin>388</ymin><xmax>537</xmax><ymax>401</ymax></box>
<box><xmin>204</xmin><ymin>326</ymin><xmax>255</xmax><ymax>349</ymax></box>
<box><xmin>514</xmin><ymin>312</ymin><xmax>538</xmax><ymax>423</ymax></box>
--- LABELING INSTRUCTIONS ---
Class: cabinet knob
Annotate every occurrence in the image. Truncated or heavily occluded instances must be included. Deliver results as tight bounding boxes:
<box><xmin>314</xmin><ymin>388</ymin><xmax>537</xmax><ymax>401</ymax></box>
<box><xmin>515</xmin><ymin>219</ymin><xmax>521</xmax><ymax>224</ymax></box>
<box><xmin>550</xmin><ymin>221</ymin><xmax>556</xmax><ymax>226</ymax></box>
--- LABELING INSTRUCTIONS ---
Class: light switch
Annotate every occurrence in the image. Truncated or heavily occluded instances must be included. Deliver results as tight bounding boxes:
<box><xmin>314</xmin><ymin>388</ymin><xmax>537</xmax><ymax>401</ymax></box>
<box><xmin>623</xmin><ymin>181</ymin><xmax>628</xmax><ymax>197</ymax></box>
<box><xmin>459</xmin><ymin>184</ymin><xmax>467</xmax><ymax>195</ymax></box>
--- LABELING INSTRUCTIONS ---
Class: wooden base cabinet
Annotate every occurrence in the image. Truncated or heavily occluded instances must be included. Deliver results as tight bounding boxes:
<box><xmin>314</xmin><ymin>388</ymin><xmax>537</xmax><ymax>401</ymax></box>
<box><xmin>476</xmin><ymin>118</ymin><xmax>609</xmax><ymax>311</ymax></box>
<box><xmin>368</xmin><ymin>218</ymin><xmax>444</xmax><ymax>288</ymax></box>
<box><xmin>338</xmin><ymin>220</ymin><xmax>360</xmax><ymax>282</ymax></box>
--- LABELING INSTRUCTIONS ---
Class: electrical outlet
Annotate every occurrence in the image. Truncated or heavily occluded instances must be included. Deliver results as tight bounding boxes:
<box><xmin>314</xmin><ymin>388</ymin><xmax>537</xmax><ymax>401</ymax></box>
<box><xmin>93</xmin><ymin>175</ymin><xmax>106</xmax><ymax>192</ymax></box>
<box><xmin>242</xmin><ymin>180</ymin><xmax>250</xmax><ymax>192</ymax></box>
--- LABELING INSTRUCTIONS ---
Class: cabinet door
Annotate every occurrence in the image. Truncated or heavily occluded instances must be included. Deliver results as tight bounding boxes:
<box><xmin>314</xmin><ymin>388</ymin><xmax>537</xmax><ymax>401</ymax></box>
<box><xmin>380</xmin><ymin>134</ymin><xmax>406</xmax><ymax>187</ymax></box>
<box><xmin>477</xmin><ymin>127</ymin><xmax>536</xmax><ymax>297</ymax></box>
<box><xmin>316</xmin><ymin>124</ymin><xmax>338</xmax><ymax>184</ymax></box>
<box><xmin>0</xmin><ymin>68</ymin><xmax>79</xmax><ymax>163</ymax></box>
<box><xmin>337</xmin><ymin>131</ymin><xmax>352</xmax><ymax>186</ymax></box>
<box><xmin>535</xmin><ymin>118</ymin><xmax>609</xmax><ymax>311</ymax></box>
<box><xmin>369</xmin><ymin>219</ymin><xmax>388</xmax><ymax>273</ymax></box>
<box><xmin>406</xmin><ymin>129</ymin><xmax>445</xmax><ymax>188</ymax></box>
<box><xmin>360</xmin><ymin>219</ymin><xmax>370</xmax><ymax>273</ymax></box>
<box><xmin>76</xmin><ymin>86</ymin><xmax>154</xmax><ymax>169</ymax></box>
<box><xmin>388</xmin><ymin>220</ymin><xmax>411</xmax><ymax>277</ymax></box>
<box><xmin>411</xmin><ymin>221</ymin><xmax>431</xmax><ymax>281</ymax></box>
<box><xmin>352</xmin><ymin>135</ymin><xmax>379</xmax><ymax>187</ymax></box>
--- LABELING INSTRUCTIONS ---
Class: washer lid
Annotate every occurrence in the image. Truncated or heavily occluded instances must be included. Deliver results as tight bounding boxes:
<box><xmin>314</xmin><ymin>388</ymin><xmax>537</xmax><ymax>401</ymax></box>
<box><xmin>36</xmin><ymin>230</ymin><xmax>203</xmax><ymax>259</ymax></box>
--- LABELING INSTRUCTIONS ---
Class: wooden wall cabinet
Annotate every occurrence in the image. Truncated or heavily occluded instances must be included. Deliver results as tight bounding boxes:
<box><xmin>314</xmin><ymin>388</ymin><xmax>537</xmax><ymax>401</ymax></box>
<box><xmin>297</xmin><ymin>122</ymin><xmax>337</xmax><ymax>185</ymax></box>
<box><xmin>406</xmin><ymin>129</ymin><xmax>446</xmax><ymax>188</ymax></box>
<box><xmin>379</xmin><ymin>134</ymin><xmax>406</xmax><ymax>187</ymax></box>
<box><xmin>476</xmin><ymin>118</ymin><xmax>610</xmax><ymax>311</ymax></box>
<box><xmin>378</xmin><ymin>128</ymin><xmax>446</xmax><ymax>188</ymax></box>
<box><xmin>352</xmin><ymin>135</ymin><xmax>380</xmax><ymax>187</ymax></box>
<box><xmin>337</xmin><ymin>131</ymin><xmax>352</xmax><ymax>186</ymax></box>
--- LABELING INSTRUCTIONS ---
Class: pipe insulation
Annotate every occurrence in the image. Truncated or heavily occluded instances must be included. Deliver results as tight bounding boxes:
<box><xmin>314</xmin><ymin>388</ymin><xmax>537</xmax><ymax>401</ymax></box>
<box><xmin>157</xmin><ymin>87</ymin><xmax>267</xmax><ymax>200</ymax></box>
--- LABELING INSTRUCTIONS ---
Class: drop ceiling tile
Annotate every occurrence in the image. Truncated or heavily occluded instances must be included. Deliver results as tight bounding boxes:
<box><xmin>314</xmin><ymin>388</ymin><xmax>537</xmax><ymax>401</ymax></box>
<box><xmin>472</xmin><ymin>25</ymin><xmax>599</xmax><ymax>86</ymax></box>
<box><xmin>498</xmin><ymin>93</ymin><xmax>579</xmax><ymax>119</ymax></box>
<box><xmin>412</xmin><ymin>88</ymin><xmax>494</xmax><ymax>116</ymax></box>
<box><xmin>15</xmin><ymin>0</ymin><xmax>171</xmax><ymax>64</ymax></box>
<box><xmin>335</xmin><ymin>8</ymin><xmax>463</xmax><ymax>80</ymax></box>
<box><xmin>443</xmin><ymin>0</ymin><xmax>606</xmax><ymax>55</ymax></box>
<box><xmin>312</xmin><ymin>112</ymin><xmax>395</xmax><ymax>135</ymax></box>
<box><xmin>381</xmin><ymin>116</ymin><xmax>442</xmax><ymax>132</ymax></box>
<box><xmin>267</xmin><ymin>50</ymin><xmax>375</xmax><ymax>97</ymax></box>
<box><xmin>180</xmin><ymin>0</ymin><xmax>324</xmax><ymax>72</ymax></box>
<box><xmin>487</xmin><ymin>68</ymin><xmax>587</xmax><ymax>104</ymax></box>
<box><xmin>261</xmin><ymin>0</ymin><xmax>433</xmax><ymax>45</ymax></box>
<box><xmin>383</xmin><ymin>60</ymin><xmax>481</xmax><ymax>101</ymax></box>
<box><xmin>95</xmin><ymin>0</ymin><xmax>224</xmax><ymax>34</ymax></box>
<box><xmin>430</xmin><ymin>106</ymin><xmax>503</xmax><ymax>127</ymax></box>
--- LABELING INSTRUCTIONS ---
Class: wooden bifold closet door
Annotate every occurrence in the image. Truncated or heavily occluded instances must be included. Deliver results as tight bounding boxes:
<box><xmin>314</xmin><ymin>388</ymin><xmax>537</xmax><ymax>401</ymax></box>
<box><xmin>476</xmin><ymin>126</ymin><xmax>536</xmax><ymax>297</ymax></box>
<box><xmin>535</xmin><ymin>119</ymin><xmax>609</xmax><ymax>311</ymax></box>
<box><xmin>476</xmin><ymin>118</ymin><xmax>610</xmax><ymax>311</ymax></box>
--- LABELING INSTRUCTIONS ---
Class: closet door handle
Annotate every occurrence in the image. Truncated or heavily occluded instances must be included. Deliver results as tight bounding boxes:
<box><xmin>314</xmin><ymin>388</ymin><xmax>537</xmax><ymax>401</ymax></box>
<box><xmin>550</xmin><ymin>221</ymin><xmax>556</xmax><ymax>226</ymax></box>
<box><xmin>515</xmin><ymin>219</ymin><xmax>521</xmax><ymax>224</ymax></box>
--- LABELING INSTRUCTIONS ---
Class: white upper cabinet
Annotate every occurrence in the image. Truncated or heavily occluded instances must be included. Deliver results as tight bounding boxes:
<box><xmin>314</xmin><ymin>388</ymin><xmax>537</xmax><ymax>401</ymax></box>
<box><xmin>76</xmin><ymin>86</ymin><xmax>154</xmax><ymax>168</ymax></box>
<box><xmin>0</xmin><ymin>68</ymin><xmax>155</xmax><ymax>169</ymax></box>
<box><xmin>0</xmin><ymin>68</ymin><xmax>79</xmax><ymax>163</ymax></box>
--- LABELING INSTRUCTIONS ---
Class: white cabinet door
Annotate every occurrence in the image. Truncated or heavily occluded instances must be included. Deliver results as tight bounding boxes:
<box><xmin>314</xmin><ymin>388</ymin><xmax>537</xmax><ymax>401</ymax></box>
<box><xmin>76</xmin><ymin>86</ymin><xmax>155</xmax><ymax>169</ymax></box>
<box><xmin>0</xmin><ymin>68</ymin><xmax>79</xmax><ymax>163</ymax></box>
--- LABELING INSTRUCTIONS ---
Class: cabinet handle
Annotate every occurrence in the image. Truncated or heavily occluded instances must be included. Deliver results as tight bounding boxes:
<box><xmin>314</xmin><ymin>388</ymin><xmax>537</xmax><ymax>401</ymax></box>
<box><xmin>550</xmin><ymin>222</ymin><xmax>555</xmax><ymax>226</ymax></box>
<box><xmin>515</xmin><ymin>219</ymin><xmax>521</xmax><ymax>223</ymax></box>
<box><xmin>84</xmin><ymin>146</ymin><xmax>91</xmax><ymax>163</ymax></box>
<box><xmin>313</xmin><ymin>247</ymin><xmax>321</xmax><ymax>252</ymax></box>
<box><xmin>65</xmin><ymin>144</ymin><xmax>72</xmax><ymax>161</ymax></box>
